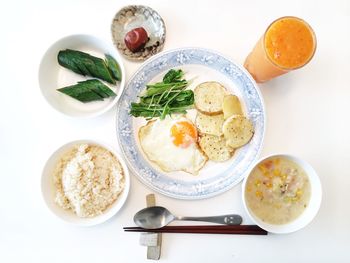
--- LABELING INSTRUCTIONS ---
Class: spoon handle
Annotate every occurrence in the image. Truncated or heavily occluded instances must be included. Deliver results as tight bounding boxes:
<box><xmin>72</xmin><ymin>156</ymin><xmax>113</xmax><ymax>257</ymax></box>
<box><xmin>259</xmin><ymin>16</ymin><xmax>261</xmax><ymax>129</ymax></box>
<box><xmin>176</xmin><ymin>214</ymin><xmax>242</xmax><ymax>225</ymax></box>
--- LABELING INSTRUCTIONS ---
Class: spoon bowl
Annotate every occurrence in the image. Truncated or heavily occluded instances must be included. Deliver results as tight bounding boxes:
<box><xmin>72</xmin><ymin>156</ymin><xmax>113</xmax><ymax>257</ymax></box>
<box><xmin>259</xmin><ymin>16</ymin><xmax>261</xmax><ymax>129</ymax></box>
<box><xmin>134</xmin><ymin>206</ymin><xmax>175</xmax><ymax>229</ymax></box>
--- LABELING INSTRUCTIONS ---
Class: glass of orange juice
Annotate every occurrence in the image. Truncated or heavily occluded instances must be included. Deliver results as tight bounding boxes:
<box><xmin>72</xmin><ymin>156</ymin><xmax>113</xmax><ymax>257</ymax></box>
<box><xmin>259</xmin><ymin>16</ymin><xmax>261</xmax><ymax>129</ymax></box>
<box><xmin>244</xmin><ymin>16</ymin><xmax>316</xmax><ymax>83</ymax></box>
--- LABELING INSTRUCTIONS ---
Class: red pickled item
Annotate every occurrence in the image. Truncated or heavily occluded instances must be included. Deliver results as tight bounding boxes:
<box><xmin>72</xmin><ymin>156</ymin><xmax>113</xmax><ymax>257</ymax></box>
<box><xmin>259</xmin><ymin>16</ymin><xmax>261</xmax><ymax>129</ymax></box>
<box><xmin>124</xmin><ymin>27</ymin><xmax>149</xmax><ymax>52</ymax></box>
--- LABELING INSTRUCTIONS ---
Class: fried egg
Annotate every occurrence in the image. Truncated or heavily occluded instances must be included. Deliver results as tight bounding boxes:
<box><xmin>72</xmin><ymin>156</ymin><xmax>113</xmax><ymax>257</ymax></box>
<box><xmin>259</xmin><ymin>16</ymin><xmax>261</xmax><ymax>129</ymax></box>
<box><xmin>139</xmin><ymin>116</ymin><xmax>208</xmax><ymax>174</ymax></box>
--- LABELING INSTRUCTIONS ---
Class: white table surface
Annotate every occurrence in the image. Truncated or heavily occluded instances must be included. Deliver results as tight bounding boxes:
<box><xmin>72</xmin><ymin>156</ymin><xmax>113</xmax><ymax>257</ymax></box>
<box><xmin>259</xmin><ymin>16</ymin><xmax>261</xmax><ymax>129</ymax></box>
<box><xmin>1</xmin><ymin>0</ymin><xmax>350</xmax><ymax>262</ymax></box>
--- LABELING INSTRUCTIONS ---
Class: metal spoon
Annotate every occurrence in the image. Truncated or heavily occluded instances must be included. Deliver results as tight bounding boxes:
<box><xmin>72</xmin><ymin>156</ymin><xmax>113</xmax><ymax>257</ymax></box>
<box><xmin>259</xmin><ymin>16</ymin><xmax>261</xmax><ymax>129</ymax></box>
<box><xmin>134</xmin><ymin>206</ymin><xmax>242</xmax><ymax>229</ymax></box>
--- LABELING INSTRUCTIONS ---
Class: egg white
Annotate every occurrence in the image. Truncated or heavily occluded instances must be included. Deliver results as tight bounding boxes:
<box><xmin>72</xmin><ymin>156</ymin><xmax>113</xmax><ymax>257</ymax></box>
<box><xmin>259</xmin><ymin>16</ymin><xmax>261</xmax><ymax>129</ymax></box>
<box><xmin>139</xmin><ymin>116</ymin><xmax>208</xmax><ymax>175</ymax></box>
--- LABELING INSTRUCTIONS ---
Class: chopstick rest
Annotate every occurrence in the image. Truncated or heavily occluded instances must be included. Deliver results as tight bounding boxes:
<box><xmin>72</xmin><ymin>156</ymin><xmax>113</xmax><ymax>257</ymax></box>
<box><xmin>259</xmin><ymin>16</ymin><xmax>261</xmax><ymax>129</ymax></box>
<box><xmin>139</xmin><ymin>232</ymin><xmax>159</xmax><ymax>246</ymax></box>
<box><xmin>139</xmin><ymin>194</ymin><xmax>162</xmax><ymax>260</ymax></box>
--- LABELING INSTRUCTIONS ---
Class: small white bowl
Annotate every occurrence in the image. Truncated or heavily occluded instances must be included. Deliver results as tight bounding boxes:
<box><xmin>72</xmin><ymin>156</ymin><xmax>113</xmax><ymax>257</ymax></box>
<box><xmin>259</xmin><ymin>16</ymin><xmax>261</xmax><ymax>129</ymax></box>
<box><xmin>38</xmin><ymin>34</ymin><xmax>126</xmax><ymax>118</ymax></box>
<box><xmin>41</xmin><ymin>140</ymin><xmax>130</xmax><ymax>226</ymax></box>
<box><xmin>242</xmin><ymin>154</ymin><xmax>322</xmax><ymax>234</ymax></box>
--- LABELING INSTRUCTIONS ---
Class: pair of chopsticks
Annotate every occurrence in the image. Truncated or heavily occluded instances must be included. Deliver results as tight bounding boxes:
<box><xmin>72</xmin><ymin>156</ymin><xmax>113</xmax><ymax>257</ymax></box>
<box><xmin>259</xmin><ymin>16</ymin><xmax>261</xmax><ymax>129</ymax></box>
<box><xmin>124</xmin><ymin>225</ymin><xmax>267</xmax><ymax>235</ymax></box>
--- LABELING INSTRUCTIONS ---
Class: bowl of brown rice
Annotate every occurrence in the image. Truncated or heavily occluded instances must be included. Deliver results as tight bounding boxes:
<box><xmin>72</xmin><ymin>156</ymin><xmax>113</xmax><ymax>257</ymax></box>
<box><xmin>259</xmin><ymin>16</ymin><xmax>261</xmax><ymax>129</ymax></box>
<box><xmin>41</xmin><ymin>139</ymin><xmax>130</xmax><ymax>226</ymax></box>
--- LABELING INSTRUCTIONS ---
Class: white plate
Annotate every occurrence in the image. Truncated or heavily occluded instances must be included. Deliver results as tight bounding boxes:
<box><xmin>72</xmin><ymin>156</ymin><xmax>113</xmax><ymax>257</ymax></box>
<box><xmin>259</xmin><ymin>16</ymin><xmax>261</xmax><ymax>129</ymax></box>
<box><xmin>41</xmin><ymin>140</ymin><xmax>130</xmax><ymax>226</ymax></box>
<box><xmin>116</xmin><ymin>48</ymin><xmax>265</xmax><ymax>199</ymax></box>
<box><xmin>38</xmin><ymin>34</ymin><xmax>126</xmax><ymax>118</ymax></box>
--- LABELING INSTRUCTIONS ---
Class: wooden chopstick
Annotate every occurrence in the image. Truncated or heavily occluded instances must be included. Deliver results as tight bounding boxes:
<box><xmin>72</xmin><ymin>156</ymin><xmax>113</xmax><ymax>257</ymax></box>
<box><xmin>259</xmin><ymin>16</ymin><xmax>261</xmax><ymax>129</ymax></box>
<box><xmin>124</xmin><ymin>225</ymin><xmax>267</xmax><ymax>235</ymax></box>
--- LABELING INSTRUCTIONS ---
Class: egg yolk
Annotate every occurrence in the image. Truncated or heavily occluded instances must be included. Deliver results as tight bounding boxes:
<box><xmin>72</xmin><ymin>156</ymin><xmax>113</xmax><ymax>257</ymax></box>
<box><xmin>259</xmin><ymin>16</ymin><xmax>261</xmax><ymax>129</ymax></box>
<box><xmin>170</xmin><ymin>121</ymin><xmax>198</xmax><ymax>148</ymax></box>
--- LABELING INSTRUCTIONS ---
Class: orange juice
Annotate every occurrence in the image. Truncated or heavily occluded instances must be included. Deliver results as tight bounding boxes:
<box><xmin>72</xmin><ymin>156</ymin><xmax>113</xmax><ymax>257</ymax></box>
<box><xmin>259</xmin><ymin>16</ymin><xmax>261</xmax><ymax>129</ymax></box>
<box><xmin>244</xmin><ymin>17</ymin><xmax>316</xmax><ymax>83</ymax></box>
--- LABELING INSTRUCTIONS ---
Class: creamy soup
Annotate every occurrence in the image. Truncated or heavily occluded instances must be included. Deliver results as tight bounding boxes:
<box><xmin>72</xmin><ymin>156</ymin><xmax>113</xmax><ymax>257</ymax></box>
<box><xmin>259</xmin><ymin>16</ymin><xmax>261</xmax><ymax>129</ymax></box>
<box><xmin>245</xmin><ymin>157</ymin><xmax>311</xmax><ymax>225</ymax></box>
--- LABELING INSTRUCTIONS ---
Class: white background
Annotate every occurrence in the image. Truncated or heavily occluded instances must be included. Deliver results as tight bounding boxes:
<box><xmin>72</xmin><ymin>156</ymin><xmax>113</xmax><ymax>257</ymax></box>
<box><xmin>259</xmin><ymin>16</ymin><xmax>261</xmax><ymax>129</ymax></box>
<box><xmin>1</xmin><ymin>0</ymin><xmax>350</xmax><ymax>262</ymax></box>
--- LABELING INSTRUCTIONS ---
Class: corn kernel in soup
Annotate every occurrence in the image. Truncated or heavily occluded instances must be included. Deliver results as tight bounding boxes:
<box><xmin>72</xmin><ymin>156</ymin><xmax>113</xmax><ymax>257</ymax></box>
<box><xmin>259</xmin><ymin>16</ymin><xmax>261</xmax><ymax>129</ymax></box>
<box><xmin>245</xmin><ymin>157</ymin><xmax>311</xmax><ymax>225</ymax></box>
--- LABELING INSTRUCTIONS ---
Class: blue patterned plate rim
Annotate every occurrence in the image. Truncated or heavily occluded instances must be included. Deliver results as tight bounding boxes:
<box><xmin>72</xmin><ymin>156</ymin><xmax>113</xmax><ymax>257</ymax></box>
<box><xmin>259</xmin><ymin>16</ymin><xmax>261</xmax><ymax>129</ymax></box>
<box><xmin>116</xmin><ymin>47</ymin><xmax>266</xmax><ymax>199</ymax></box>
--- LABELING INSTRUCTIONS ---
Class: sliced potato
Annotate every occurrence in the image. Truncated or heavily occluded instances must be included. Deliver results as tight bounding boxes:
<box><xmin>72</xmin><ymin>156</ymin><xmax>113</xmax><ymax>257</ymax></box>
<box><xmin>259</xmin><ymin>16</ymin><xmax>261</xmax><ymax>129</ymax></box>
<box><xmin>194</xmin><ymin>82</ymin><xmax>226</xmax><ymax>115</ymax></box>
<box><xmin>199</xmin><ymin>134</ymin><xmax>234</xmax><ymax>162</ymax></box>
<box><xmin>222</xmin><ymin>95</ymin><xmax>243</xmax><ymax>119</ymax></box>
<box><xmin>195</xmin><ymin>112</ymin><xmax>224</xmax><ymax>136</ymax></box>
<box><xmin>222</xmin><ymin>115</ymin><xmax>254</xmax><ymax>148</ymax></box>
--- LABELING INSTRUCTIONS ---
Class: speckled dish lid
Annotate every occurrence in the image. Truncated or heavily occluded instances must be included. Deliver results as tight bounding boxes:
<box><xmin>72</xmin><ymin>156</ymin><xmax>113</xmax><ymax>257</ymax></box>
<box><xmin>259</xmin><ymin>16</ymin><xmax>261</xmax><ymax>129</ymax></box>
<box><xmin>111</xmin><ymin>5</ymin><xmax>166</xmax><ymax>61</ymax></box>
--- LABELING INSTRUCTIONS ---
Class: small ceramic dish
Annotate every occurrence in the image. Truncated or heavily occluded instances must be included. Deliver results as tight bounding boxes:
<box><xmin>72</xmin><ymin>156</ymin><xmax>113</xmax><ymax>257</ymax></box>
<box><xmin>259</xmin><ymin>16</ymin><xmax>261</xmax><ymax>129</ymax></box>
<box><xmin>41</xmin><ymin>140</ymin><xmax>130</xmax><ymax>226</ymax></box>
<box><xmin>242</xmin><ymin>154</ymin><xmax>322</xmax><ymax>234</ymax></box>
<box><xmin>111</xmin><ymin>5</ymin><xmax>166</xmax><ymax>61</ymax></box>
<box><xmin>38</xmin><ymin>34</ymin><xmax>126</xmax><ymax>118</ymax></box>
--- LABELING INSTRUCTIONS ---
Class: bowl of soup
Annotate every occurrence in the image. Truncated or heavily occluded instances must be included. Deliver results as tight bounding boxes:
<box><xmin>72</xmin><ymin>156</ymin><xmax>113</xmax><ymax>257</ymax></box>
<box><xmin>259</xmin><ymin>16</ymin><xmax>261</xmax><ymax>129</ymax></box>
<box><xmin>242</xmin><ymin>154</ymin><xmax>322</xmax><ymax>234</ymax></box>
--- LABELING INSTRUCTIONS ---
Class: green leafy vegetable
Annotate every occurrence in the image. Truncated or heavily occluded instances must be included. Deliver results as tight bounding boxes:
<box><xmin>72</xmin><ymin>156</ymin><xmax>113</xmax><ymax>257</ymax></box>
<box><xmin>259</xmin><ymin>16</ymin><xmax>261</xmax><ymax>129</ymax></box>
<box><xmin>130</xmin><ymin>69</ymin><xmax>194</xmax><ymax>119</ymax></box>
<box><xmin>57</xmin><ymin>79</ymin><xmax>116</xmax><ymax>103</ymax></box>
<box><xmin>163</xmin><ymin>69</ymin><xmax>184</xmax><ymax>83</ymax></box>
<box><xmin>105</xmin><ymin>54</ymin><xmax>122</xmax><ymax>81</ymax></box>
<box><xmin>57</xmin><ymin>49</ymin><xmax>122</xmax><ymax>84</ymax></box>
